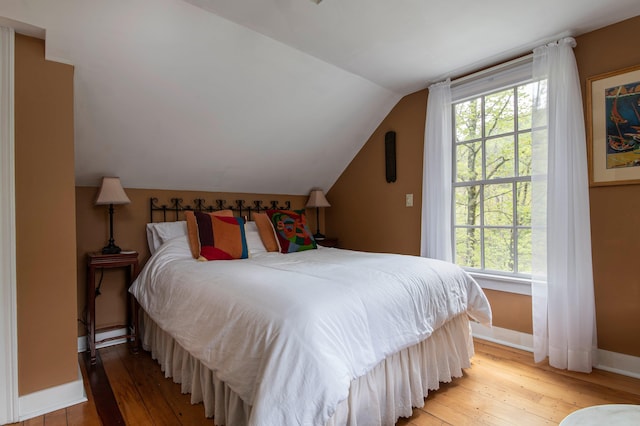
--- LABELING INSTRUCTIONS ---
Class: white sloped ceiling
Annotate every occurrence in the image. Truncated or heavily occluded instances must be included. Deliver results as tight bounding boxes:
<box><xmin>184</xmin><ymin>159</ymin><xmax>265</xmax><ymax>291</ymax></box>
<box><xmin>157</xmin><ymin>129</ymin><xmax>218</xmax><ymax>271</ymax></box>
<box><xmin>0</xmin><ymin>0</ymin><xmax>638</xmax><ymax>194</ymax></box>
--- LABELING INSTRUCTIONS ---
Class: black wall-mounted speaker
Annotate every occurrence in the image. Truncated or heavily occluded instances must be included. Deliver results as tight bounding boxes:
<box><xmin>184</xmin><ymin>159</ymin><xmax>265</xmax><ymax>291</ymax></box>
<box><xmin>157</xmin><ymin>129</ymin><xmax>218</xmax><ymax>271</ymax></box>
<box><xmin>385</xmin><ymin>131</ymin><xmax>396</xmax><ymax>183</ymax></box>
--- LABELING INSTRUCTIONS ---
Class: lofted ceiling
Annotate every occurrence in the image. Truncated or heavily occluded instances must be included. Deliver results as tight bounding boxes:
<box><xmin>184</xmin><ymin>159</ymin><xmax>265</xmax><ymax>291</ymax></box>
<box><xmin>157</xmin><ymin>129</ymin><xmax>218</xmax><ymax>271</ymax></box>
<box><xmin>0</xmin><ymin>0</ymin><xmax>639</xmax><ymax>195</ymax></box>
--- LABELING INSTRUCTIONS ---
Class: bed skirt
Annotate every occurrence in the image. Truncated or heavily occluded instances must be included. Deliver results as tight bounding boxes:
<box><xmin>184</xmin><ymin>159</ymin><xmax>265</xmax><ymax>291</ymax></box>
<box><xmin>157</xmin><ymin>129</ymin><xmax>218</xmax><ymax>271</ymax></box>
<box><xmin>140</xmin><ymin>311</ymin><xmax>474</xmax><ymax>425</ymax></box>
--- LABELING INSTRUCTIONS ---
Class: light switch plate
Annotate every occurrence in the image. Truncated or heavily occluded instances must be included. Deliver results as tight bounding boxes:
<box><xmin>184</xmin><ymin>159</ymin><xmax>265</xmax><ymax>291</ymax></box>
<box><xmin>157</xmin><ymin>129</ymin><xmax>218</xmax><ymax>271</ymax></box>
<box><xmin>406</xmin><ymin>193</ymin><xmax>413</xmax><ymax>207</ymax></box>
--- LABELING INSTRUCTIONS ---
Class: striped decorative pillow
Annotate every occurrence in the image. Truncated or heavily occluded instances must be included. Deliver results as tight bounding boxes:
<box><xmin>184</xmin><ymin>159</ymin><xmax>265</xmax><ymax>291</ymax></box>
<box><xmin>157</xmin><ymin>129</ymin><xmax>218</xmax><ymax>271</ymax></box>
<box><xmin>185</xmin><ymin>210</ymin><xmax>234</xmax><ymax>259</ymax></box>
<box><xmin>208</xmin><ymin>215</ymin><xmax>248</xmax><ymax>260</ymax></box>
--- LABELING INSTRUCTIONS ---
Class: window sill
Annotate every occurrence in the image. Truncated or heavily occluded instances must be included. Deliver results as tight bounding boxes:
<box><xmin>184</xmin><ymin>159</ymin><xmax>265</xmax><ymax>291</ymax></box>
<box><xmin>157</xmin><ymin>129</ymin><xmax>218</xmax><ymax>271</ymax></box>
<box><xmin>467</xmin><ymin>271</ymin><xmax>531</xmax><ymax>296</ymax></box>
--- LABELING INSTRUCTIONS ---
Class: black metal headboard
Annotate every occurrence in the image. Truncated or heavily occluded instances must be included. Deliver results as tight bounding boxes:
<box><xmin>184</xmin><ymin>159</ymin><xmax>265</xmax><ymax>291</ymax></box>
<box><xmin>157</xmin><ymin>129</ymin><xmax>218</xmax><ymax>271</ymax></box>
<box><xmin>149</xmin><ymin>197</ymin><xmax>292</xmax><ymax>222</ymax></box>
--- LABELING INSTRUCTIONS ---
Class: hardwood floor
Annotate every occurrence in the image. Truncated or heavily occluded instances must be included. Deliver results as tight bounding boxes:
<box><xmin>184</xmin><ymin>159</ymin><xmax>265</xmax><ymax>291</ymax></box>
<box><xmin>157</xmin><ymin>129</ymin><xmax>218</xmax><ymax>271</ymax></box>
<box><xmin>7</xmin><ymin>339</ymin><xmax>640</xmax><ymax>425</ymax></box>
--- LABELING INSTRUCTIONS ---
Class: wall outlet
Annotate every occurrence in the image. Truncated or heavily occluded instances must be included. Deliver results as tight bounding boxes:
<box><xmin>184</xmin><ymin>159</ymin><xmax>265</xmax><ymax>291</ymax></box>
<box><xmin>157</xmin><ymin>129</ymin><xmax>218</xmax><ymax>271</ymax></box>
<box><xmin>406</xmin><ymin>193</ymin><xmax>413</xmax><ymax>207</ymax></box>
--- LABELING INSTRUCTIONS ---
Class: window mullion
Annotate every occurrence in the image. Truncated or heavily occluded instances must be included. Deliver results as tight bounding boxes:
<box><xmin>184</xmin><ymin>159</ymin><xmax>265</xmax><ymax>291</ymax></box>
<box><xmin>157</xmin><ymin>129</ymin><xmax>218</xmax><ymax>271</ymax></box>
<box><xmin>512</xmin><ymin>181</ymin><xmax>518</xmax><ymax>273</ymax></box>
<box><xmin>480</xmin><ymin>95</ymin><xmax>486</xmax><ymax>270</ymax></box>
<box><xmin>513</xmin><ymin>87</ymin><xmax>519</xmax><ymax>274</ymax></box>
<box><xmin>450</xmin><ymin>104</ymin><xmax>457</xmax><ymax>264</ymax></box>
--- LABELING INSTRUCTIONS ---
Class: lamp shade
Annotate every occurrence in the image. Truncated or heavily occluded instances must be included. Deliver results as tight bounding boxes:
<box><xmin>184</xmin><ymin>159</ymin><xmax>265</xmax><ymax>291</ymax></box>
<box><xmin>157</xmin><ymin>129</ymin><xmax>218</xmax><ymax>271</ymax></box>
<box><xmin>95</xmin><ymin>177</ymin><xmax>130</xmax><ymax>205</ymax></box>
<box><xmin>306</xmin><ymin>189</ymin><xmax>330</xmax><ymax>208</ymax></box>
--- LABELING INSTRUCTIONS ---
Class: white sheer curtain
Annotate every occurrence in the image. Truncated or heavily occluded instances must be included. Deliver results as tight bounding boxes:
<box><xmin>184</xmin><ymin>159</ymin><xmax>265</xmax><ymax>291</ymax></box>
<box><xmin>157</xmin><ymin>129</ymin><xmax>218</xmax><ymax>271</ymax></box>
<box><xmin>421</xmin><ymin>79</ymin><xmax>452</xmax><ymax>262</ymax></box>
<box><xmin>531</xmin><ymin>37</ymin><xmax>596</xmax><ymax>372</ymax></box>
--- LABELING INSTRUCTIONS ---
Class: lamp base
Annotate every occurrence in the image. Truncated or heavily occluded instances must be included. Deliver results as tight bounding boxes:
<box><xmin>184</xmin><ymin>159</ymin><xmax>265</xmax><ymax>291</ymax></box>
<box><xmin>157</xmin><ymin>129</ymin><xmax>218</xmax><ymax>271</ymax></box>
<box><xmin>313</xmin><ymin>232</ymin><xmax>326</xmax><ymax>241</ymax></box>
<box><xmin>102</xmin><ymin>244</ymin><xmax>121</xmax><ymax>254</ymax></box>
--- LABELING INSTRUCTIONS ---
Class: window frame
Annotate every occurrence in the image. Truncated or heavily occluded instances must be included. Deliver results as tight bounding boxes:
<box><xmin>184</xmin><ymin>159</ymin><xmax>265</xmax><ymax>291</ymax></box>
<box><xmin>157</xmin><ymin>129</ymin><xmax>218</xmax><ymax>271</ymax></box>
<box><xmin>449</xmin><ymin>59</ymin><xmax>538</xmax><ymax>292</ymax></box>
<box><xmin>452</xmin><ymin>85</ymin><xmax>533</xmax><ymax>278</ymax></box>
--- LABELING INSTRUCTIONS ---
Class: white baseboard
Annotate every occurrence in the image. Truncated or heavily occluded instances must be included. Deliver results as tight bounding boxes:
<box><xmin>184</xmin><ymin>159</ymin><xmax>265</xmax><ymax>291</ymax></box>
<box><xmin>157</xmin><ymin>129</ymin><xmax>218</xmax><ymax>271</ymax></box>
<box><xmin>18</xmin><ymin>365</ymin><xmax>87</xmax><ymax>421</ymax></box>
<box><xmin>471</xmin><ymin>322</ymin><xmax>534</xmax><ymax>352</ymax></box>
<box><xmin>77</xmin><ymin>327</ymin><xmax>129</xmax><ymax>353</ymax></box>
<box><xmin>27</xmin><ymin>328</ymin><xmax>133</xmax><ymax>422</ymax></box>
<box><xmin>595</xmin><ymin>349</ymin><xmax>640</xmax><ymax>379</ymax></box>
<box><xmin>471</xmin><ymin>323</ymin><xmax>640</xmax><ymax>379</ymax></box>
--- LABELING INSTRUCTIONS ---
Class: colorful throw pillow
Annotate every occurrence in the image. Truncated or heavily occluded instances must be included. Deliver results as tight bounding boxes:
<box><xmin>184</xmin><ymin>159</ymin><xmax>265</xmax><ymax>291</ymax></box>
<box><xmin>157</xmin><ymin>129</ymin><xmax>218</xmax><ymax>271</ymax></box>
<box><xmin>200</xmin><ymin>246</ymin><xmax>234</xmax><ymax>261</ymax></box>
<box><xmin>266</xmin><ymin>209</ymin><xmax>317</xmax><ymax>253</ymax></box>
<box><xmin>210</xmin><ymin>215</ymin><xmax>248</xmax><ymax>260</ymax></box>
<box><xmin>185</xmin><ymin>210</ymin><xmax>233</xmax><ymax>259</ymax></box>
<box><xmin>253</xmin><ymin>212</ymin><xmax>280</xmax><ymax>252</ymax></box>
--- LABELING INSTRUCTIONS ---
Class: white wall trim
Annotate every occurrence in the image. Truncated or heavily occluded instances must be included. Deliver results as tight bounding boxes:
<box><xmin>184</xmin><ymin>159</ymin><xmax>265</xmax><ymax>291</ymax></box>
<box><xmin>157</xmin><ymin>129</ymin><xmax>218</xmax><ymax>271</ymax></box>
<box><xmin>595</xmin><ymin>349</ymin><xmax>640</xmax><ymax>380</ymax></box>
<box><xmin>470</xmin><ymin>272</ymin><xmax>532</xmax><ymax>296</ymax></box>
<box><xmin>0</xmin><ymin>18</ymin><xmax>44</xmax><ymax>40</ymax></box>
<box><xmin>471</xmin><ymin>323</ymin><xmax>640</xmax><ymax>379</ymax></box>
<box><xmin>0</xmin><ymin>25</ymin><xmax>17</xmax><ymax>425</ymax></box>
<box><xmin>18</xmin><ymin>365</ymin><xmax>87</xmax><ymax>422</ymax></box>
<box><xmin>471</xmin><ymin>322</ymin><xmax>534</xmax><ymax>352</ymax></box>
<box><xmin>77</xmin><ymin>327</ymin><xmax>130</xmax><ymax>353</ymax></box>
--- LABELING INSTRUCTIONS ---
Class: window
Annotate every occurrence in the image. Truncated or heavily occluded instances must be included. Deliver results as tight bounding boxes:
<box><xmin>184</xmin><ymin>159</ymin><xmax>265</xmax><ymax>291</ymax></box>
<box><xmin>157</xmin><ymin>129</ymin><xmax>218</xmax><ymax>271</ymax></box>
<box><xmin>453</xmin><ymin>81</ymin><xmax>541</xmax><ymax>277</ymax></box>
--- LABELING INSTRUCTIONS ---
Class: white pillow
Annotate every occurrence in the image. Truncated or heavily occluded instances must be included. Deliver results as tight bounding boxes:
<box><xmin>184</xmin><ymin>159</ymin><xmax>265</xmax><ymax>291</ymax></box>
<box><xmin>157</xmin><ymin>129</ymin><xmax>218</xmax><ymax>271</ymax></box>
<box><xmin>245</xmin><ymin>221</ymin><xmax>267</xmax><ymax>256</ymax></box>
<box><xmin>146</xmin><ymin>221</ymin><xmax>188</xmax><ymax>254</ymax></box>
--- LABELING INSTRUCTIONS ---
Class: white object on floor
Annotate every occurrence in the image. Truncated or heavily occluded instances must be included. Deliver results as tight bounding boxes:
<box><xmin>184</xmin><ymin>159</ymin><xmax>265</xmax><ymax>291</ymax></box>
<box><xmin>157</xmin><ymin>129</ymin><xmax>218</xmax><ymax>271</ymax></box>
<box><xmin>560</xmin><ymin>404</ymin><xmax>640</xmax><ymax>425</ymax></box>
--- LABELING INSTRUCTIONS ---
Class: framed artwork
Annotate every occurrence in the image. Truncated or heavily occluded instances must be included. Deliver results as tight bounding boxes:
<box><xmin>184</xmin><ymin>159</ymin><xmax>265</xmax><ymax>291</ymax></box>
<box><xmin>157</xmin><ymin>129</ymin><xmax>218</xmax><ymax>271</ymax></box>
<box><xmin>587</xmin><ymin>64</ymin><xmax>640</xmax><ymax>186</ymax></box>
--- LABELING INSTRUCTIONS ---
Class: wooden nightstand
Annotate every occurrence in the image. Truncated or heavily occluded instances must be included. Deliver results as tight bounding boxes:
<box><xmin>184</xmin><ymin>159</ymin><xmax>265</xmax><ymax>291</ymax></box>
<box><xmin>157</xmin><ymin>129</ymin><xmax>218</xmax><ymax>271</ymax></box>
<box><xmin>316</xmin><ymin>238</ymin><xmax>338</xmax><ymax>248</ymax></box>
<box><xmin>86</xmin><ymin>251</ymin><xmax>140</xmax><ymax>365</ymax></box>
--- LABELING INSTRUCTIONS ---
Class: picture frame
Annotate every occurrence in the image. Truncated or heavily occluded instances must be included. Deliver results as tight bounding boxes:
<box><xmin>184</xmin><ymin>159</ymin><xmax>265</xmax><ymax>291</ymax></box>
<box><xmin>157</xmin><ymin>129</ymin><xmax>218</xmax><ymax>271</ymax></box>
<box><xmin>587</xmin><ymin>64</ymin><xmax>640</xmax><ymax>186</ymax></box>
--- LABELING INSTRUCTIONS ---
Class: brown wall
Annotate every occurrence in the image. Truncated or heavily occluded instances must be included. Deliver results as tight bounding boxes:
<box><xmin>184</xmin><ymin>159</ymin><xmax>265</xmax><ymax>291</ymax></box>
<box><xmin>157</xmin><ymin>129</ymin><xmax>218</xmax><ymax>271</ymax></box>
<box><xmin>326</xmin><ymin>89</ymin><xmax>427</xmax><ymax>255</ymax></box>
<box><xmin>327</xmin><ymin>15</ymin><xmax>640</xmax><ymax>357</ymax></box>
<box><xmin>576</xmin><ymin>16</ymin><xmax>640</xmax><ymax>356</ymax></box>
<box><xmin>75</xmin><ymin>187</ymin><xmax>308</xmax><ymax>334</ymax></box>
<box><xmin>484</xmin><ymin>289</ymin><xmax>532</xmax><ymax>334</ymax></box>
<box><xmin>15</xmin><ymin>34</ymin><xmax>77</xmax><ymax>395</ymax></box>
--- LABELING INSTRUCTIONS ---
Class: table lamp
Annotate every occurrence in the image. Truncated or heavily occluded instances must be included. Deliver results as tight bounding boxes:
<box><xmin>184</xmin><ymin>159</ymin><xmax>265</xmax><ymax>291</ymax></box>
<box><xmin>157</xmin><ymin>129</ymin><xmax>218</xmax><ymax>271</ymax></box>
<box><xmin>305</xmin><ymin>189</ymin><xmax>330</xmax><ymax>240</ymax></box>
<box><xmin>95</xmin><ymin>177</ymin><xmax>130</xmax><ymax>254</ymax></box>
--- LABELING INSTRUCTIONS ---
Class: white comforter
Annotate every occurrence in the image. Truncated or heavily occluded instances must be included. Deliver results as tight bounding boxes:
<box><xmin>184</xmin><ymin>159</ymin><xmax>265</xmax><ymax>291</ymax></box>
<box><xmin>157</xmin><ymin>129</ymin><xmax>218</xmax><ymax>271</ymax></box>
<box><xmin>130</xmin><ymin>236</ymin><xmax>491</xmax><ymax>426</ymax></box>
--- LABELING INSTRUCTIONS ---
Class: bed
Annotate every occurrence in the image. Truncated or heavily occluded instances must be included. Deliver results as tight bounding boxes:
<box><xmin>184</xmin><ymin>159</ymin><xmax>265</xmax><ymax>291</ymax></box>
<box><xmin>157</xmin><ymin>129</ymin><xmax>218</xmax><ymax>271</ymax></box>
<box><xmin>129</xmin><ymin>198</ymin><xmax>492</xmax><ymax>425</ymax></box>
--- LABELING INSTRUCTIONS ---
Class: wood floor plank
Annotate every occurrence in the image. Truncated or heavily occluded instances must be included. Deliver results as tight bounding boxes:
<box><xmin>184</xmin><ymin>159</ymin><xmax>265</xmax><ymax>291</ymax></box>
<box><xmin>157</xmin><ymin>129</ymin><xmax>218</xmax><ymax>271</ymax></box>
<box><xmin>402</xmin><ymin>409</ymin><xmax>453</xmax><ymax>426</ymax></box>
<box><xmin>22</xmin><ymin>417</ymin><xmax>43</xmax><ymax>426</ymax></box>
<box><xmin>468</xmin><ymin>361</ymin><xmax>627</xmax><ymax>417</ymax></box>
<box><xmin>463</xmin><ymin>356</ymin><xmax>592</xmax><ymax>422</ymax></box>
<box><xmin>64</xmin><ymin>404</ymin><xmax>101</xmax><ymax>426</ymax></box>
<box><xmin>427</xmin><ymin>384</ymin><xmax>534</xmax><ymax>426</ymax></box>
<box><xmin>471</xmin><ymin>351</ymin><xmax>640</xmax><ymax>406</ymax></box>
<box><xmin>438</xmin><ymin>380</ymin><xmax>551</xmax><ymax>425</ymax></box>
<box><xmin>99</xmin><ymin>346</ymin><xmax>154</xmax><ymax>425</ymax></box>
<box><xmin>404</xmin><ymin>340</ymin><xmax>640</xmax><ymax>425</ymax></box>
<box><xmin>111</xmin><ymin>345</ymin><xmax>186</xmax><ymax>425</ymax></box>
<box><xmin>412</xmin><ymin>382</ymin><xmax>484</xmax><ymax>426</ymax></box>
<box><xmin>42</xmin><ymin>410</ymin><xmax>67</xmax><ymax>426</ymax></box>
<box><xmin>120</xmin><ymin>350</ymin><xmax>213</xmax><ymax>425</ymax></box>
<box><xmin>107</xmin><ymin>344</ymin><xmax>214</xmax><ymax>424</ymax></box>
<box><xmin>154</xmin><ymin>378</ymin><xmax>213</xmax><ymax>425</ymax></box>
<box><xmin>67</xmin><ymin>353</ymin><xmax>102</xmax><ymax>426</ymax></box>
<box><xmin>459</xmin><ymin>365</ymin><xmax>577</xmax><ymax>424</ymax></box>
<box><xmin>475</xmin><ymin>340</ymin><xmax>640</xmax><ymax>396</ymax></box>
<box><xmin>82</xmin><ymin>350</ymin><xmax>124</xmax><ymax>426</ymax></box>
